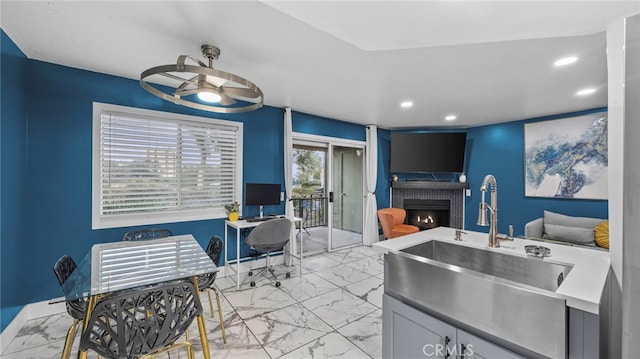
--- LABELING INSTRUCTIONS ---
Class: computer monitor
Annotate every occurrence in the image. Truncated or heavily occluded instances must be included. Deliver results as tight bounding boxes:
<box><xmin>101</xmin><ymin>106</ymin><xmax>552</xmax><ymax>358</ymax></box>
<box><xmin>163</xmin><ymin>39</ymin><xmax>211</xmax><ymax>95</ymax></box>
<box><xmin>245</xmin><ymin>183</ymin><xmax>281</xmax><ymax>218</ymax></box>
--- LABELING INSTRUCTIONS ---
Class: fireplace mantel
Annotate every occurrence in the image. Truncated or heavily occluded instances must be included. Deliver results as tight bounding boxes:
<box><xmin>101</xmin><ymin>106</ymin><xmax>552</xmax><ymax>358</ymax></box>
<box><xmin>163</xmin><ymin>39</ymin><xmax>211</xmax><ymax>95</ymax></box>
<box><xmin>392</xmin><ymin>181</ymin><xmax>469</xmax><ymax>190</ymax></box>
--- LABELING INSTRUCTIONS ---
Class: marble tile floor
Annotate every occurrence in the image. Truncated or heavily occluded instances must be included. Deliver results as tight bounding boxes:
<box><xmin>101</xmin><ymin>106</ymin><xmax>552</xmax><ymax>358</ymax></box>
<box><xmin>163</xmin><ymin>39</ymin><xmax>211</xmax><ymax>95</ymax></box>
<box><xmin>1</xmin><ymin>245</ymin><xmax>384</xmax><ymax>359</ymax></box>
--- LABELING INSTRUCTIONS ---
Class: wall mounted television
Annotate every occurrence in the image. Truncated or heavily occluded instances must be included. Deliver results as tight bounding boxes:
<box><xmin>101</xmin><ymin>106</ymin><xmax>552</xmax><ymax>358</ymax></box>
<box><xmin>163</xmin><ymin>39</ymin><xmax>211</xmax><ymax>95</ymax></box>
<box><xmin>390</xmin><ymin>132</ymin><xmax>467</xmax><ymax>173</ymax></box>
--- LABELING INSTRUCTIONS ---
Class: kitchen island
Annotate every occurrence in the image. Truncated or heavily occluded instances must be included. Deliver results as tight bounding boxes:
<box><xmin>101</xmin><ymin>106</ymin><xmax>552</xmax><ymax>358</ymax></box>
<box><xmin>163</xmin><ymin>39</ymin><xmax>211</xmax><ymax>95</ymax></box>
<box><xmin>374</xmin><ymin>227</ymin><xmax>610</xmax><ymax>359</ymax></box>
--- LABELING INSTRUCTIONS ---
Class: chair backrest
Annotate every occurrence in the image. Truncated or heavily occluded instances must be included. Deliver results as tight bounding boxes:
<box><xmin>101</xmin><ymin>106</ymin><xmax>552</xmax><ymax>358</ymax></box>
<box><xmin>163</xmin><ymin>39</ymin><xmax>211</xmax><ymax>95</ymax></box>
<box><xmin>53</xmin><ymin>255</ymin><xmax>86</xmax><ymax>320</ymax></box>
<box><xmin>79</xmin><ymin>280</ymin><xmax>202</xmax><ymax>358</ymax></box>
<box><xmin>53</xmin><ymin>255</ymin><xmax>76</xmax><ymax>286</ymax></box>
<box><xmin>197</xmin><ymin>235</ymin><xmax>224</xmax><ymax>290</ymax></box>
<box><xmin>245</xmin><ymin>218</ymin><xmax>292</xmax><ymax>252</ymax></box>
<box><xmin>377</xmin><ymin>208</ymin><xmax>407</xmax><ymax>239</ymax></box>
<box><xmin>122</xmin><ymin>228</ymin><xmax>173</xmax><ymax>241</ymax></box>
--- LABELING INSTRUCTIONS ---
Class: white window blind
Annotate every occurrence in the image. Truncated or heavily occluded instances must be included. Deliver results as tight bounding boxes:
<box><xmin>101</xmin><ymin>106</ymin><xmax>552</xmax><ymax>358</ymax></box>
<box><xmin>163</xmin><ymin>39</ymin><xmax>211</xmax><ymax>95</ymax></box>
<box><xmin>92</xmin><ymin>103</ymin><xmax>242</xmax><ymax>229</ymax></box>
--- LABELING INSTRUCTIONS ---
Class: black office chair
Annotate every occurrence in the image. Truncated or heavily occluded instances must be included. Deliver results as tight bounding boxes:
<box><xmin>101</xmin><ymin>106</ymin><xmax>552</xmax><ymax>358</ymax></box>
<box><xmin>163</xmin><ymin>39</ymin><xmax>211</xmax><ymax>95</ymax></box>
<box><xmin>196</xmin><ymin>235</ymin><xmax>227</xmax><ymax>343</ymax></box>
<box><xmin>79</xmin><ymin>280</ymin><xmax>202</xmax><ymax>359</ymax></box>
<box><xmin>53</xmin><ymin>255</ymin><xmax>88</xmax><ymax>359</ymax></box>
<box><xmin>122</xmin><ymin>228</ymin><xmax>173</xmax><ymax>241</ymax></box>
<box><xmin>244</xmin><ymin>218</ymin><xmax>293</xmax><ymax>287</ymax></box>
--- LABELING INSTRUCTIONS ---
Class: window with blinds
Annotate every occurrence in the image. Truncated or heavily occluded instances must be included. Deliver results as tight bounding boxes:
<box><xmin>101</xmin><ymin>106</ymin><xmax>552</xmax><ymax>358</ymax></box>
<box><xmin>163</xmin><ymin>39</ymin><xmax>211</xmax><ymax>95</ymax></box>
<box><xmin>92</xmin><ymin>103</ymin><xmax>242</xmax><ymax>229</ymax></box>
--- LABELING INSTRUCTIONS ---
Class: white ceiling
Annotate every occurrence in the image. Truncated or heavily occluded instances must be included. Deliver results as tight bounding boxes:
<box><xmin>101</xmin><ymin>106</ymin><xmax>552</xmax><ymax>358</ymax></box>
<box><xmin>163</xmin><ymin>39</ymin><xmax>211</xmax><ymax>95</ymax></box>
<box><xmin>2</xmin><ymin>1</ymin><xmax>639</xmax><ymax>129</ymax></box>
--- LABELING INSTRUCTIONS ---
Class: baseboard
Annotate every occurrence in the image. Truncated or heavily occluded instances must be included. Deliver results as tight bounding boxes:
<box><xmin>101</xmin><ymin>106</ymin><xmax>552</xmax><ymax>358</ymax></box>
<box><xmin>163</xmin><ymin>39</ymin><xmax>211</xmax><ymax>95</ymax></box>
<box><xmin>0</xmin><ymin>300</ymin><xmax>65</xmax><ymax>353</ymax></box>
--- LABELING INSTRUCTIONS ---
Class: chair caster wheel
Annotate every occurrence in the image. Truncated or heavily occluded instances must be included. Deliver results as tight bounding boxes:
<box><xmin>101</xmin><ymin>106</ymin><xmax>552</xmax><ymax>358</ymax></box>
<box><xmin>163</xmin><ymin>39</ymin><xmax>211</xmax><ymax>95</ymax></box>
<box><xmin>275</xmin><ymin>282</ymin><xmax>281</xmax><ymax>287</ymax></box>
<box><xmin>248</xmin><ymin>271</ymin><xmax>253</xmax><ymax>276</ymax></box>
<box><xmin>285</xmin><ymin>272</ymin><xmax>291</xmax><ymax>278</ymax></box>
<box><xmin>250</xmin><ymin>281</ymin><xmax>256</xmax><ymax>287</ymax></box>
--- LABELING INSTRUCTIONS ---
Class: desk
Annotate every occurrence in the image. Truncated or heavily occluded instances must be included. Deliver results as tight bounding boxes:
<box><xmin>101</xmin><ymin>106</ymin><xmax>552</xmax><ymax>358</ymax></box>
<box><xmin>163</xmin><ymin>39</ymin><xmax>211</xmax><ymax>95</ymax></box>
<box><xmin>62</xmin><ymin>235</ymin><xmax>216</xmax><ymax>359</ymax></box>
<box><xmin>224</xmin><ymin>217</ymin><xmax>303</xmax><ymax>290</ymax></box>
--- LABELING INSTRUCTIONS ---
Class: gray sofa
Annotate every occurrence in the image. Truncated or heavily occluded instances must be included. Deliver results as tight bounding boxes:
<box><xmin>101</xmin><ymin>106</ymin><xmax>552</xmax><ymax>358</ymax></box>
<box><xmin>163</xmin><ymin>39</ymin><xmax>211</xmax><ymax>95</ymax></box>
<box><xmin>524</xmin><ymin>210</ymin><xmax>606</xmax><ymax>247</ymax></box>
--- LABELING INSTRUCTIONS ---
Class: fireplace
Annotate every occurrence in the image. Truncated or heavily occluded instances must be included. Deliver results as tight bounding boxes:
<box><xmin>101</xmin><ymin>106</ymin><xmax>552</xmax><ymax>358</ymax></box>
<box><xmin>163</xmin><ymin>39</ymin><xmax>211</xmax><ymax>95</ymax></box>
<box><xmin>391</xmin><ymin>181</ymin><xmax>467</xmax><ymax>229</ymax></box>
<box><xmin>404</xmin><ymin>199</ymin><xmax>451</xmax><ymax>230</ymax></box>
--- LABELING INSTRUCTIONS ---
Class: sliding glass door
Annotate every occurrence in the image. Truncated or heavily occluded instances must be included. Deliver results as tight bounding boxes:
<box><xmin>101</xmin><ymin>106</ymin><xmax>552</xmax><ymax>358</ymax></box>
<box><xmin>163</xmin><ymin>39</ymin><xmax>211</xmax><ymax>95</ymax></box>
<box><xmin>291</xmin><ymin>135</ymin><xmax>364</xmax><ymax>253</ymax></box>
<box><xmin>330</xmin><ymin>145</ymin><xmax>364</xmax><ymax>250</ymax></box>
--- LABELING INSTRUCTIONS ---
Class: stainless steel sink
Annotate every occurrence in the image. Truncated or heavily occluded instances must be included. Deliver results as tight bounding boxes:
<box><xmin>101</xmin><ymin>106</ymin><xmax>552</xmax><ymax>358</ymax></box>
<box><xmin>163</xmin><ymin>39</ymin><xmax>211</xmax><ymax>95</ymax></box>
<box><xmin>385</xmin><ymin>240</ymin><xmax>573</xmax><ymax>358</ymax></box>
<box><xmin>401</xmin><ymin>240</ymin><xmax>572</xmax><ymax>292</ymax></box>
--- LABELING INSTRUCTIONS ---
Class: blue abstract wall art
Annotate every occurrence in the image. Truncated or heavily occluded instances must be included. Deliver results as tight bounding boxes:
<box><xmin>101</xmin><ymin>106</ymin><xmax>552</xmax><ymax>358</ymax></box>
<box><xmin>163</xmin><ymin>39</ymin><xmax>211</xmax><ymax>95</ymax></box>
<box><xmin>524</xmin><ymin>112</ymin><xmax>608</xmax><ymax>199</ymax></box>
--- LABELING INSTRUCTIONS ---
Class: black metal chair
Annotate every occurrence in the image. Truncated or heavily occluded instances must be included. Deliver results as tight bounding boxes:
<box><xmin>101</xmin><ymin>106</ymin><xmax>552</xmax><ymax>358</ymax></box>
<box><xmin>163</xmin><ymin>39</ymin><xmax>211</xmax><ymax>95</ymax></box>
<box><xmin>79</xmin><ymin>280</ymin><xmax>202</xmax><ymax>359</ymax></box>
<box><xmin>196</xmin><ymin>235</ymin><xmax>227</xmax><ymax>343</ymax></box>
<box><xmin>244</xmin><ymin>218</ymin><xmax>293</xmax><ymax>287</ymax></box>
<box><xmin>121</xmin><ymin>228</ymin><xmax>173</xmax><ymax>241</ymax></box>
<box><xmin>53</xmin><ymin>255</ymin><xmax>88</xmax><ymax>359</ymax></box>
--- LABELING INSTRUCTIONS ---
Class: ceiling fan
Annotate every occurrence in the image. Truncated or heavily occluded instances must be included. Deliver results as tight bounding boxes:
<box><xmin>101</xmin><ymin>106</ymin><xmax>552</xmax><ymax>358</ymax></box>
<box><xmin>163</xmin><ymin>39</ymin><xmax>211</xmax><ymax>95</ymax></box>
<box><xmin>140</xmin><ymin>45</ymin><xmax>264</xmax><ymax>113</ymax></box>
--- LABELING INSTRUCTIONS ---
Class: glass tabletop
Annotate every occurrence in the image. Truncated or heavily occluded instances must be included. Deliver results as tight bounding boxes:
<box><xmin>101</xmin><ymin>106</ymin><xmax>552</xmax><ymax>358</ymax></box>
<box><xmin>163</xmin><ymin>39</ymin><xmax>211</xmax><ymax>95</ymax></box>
<box><xmin>62</xmin><ymin>234</ymin><xmax>216</xmax><ymax>300</ymax></box>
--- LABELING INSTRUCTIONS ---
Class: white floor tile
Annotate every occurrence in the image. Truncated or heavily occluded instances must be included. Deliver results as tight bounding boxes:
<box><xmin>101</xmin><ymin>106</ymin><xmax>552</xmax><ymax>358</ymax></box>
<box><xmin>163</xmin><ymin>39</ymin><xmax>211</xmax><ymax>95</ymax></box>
<box><xmin>338</xmin><ymin>309</ymin><xmax>383</xmax><ymax>359</ymax></box>
<box><xmin>302</xmin><ymin>288</ymin><xmax>379</xmax><ymax>329</ymax></box>
<box><xmin>278</xmin><ymin>332</ymin><xmax>371</xmax><ymax>359</ymax></box>
<box><xmin>345</xmin><ymin>255</ymin><xmax>384</xmax><ymax>276</ymax></box>
<box><xmin>313</xmin><ymin>263</ymin><xmax>372</xmax><ymax>287</ymax></box>
<box><xmin>344</xmin><ymin>275</ymin><xmax>384</xmax><ymax>308</ymax></box>
<box><xmin>243</xmin><ymin>303</ymin><xmax>333</xmax><ymax>358</ymax></box>
<box><xmin>276</xmin><ymin>272</ymin><xmax>340</xmax><ymax>302</ymax></box>
<box><xmin>223</xmin><ymin>284</ymin><xmax>296</xmax><ymax>320</ymax></box>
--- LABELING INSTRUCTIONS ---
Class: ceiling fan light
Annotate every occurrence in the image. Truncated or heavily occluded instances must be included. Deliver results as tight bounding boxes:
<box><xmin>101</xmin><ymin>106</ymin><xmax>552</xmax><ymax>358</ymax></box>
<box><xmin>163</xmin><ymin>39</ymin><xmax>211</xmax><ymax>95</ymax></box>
<box><xmin>140</xmin><ymin>45</ymin><xmax>264</xmax><ymax>113</ymax></box>
<box><xmin>197</xmin><ymin>91</ymin><xmax>222</xmax><ymax>103</ymax></box>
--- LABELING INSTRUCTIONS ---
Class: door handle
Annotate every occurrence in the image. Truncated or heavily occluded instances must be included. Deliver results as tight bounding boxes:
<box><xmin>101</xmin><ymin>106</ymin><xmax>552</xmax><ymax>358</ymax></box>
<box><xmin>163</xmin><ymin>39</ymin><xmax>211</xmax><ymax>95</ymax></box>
<box><xmin>444</xmin><ymin>336</ymin><xmax>451</xmax><ymax>359</ymax></box>
<box><xmin>329</xmin><ymin>192</ymin><xmax>334</xmax><ymax>202</ymax></box>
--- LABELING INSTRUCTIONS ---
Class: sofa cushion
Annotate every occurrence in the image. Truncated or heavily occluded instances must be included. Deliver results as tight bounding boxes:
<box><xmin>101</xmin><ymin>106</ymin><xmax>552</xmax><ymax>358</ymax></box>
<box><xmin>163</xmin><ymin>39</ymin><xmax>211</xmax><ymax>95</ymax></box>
<box><xmin>543</xmin><ymin>210</ymin><xmax>603</xmax><ymax>229</ymax></box>
<box><xmin>543</xmin><ymin>223</ymin><xmax>596</xmax><ymax>246</ymax></box>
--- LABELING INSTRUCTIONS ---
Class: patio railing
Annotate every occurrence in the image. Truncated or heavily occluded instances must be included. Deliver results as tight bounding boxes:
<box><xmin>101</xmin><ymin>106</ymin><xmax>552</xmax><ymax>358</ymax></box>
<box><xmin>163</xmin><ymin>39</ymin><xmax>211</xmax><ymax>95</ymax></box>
<box><xmin>292</xmin><ymin>197</ymin><xmax>328</xmax><ymax>228</ymax></box>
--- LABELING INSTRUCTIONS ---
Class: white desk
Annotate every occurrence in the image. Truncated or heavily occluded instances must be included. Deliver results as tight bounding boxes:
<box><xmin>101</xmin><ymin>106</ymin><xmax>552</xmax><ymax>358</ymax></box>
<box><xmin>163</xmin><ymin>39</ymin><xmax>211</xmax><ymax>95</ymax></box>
<box><xmin>224</xmin><ymin>216</ymin><xmax>303</xmax><ymax>289</ymax></box>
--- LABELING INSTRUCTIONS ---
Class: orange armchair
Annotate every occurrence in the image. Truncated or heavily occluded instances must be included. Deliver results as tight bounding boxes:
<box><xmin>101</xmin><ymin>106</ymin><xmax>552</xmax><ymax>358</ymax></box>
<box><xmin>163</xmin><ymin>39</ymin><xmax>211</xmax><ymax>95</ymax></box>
<box><xmin>377</xmin><ymin>208</ymin><xmax>420</xmax><ymax>239</ymax></box>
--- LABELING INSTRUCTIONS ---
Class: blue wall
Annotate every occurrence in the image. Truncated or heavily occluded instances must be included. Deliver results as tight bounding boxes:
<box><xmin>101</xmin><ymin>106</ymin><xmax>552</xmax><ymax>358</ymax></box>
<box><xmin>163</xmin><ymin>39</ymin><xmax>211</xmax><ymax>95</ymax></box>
<box><xmin>0</xmin><ymin>30</ymin><xmax>366</xmax><ymax>330</ymax></box>
<box><xmin>1</xmin><ymin>30</ymin><xmax>29</xmax><ymax>330</ymax></box>
<box><xmin>464</xmin><ymin>109</ymin><xmax>609</xmax><ymax>235</ymax></box>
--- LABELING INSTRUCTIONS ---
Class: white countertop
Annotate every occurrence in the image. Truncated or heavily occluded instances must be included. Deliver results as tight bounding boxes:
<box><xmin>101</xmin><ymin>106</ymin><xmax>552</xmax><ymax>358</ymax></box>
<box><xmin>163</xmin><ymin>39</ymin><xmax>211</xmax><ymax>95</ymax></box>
<box><xmin>374</xmin><ymin>227</ymin><xmax>610</xmax><ymax>315</ymax></box>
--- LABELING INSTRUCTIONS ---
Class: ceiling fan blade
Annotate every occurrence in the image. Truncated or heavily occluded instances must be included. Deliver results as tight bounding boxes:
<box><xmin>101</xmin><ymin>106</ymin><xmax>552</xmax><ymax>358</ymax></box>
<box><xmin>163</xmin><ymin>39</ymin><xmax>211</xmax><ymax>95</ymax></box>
<box><xmin>175</xmin><ymin>75</ymin><xmax>200</xmax><ymax>93</ymax></box>
<box><xmin>174</xmin><ymin>88</ymin><xmax>200</xmax><ymax>97</ymax></box>
<box><xmin>219</xmin><ymin>92</ymin><xmax>236</xmax><ymax>106</ymax></box>
<box><xmin>221</xmin><ymin>86</ymin><xmax>259</xmax><ymax>99</ymax></box>
<box><xmin>205</xmin><ymin>75</ymin><xmax>227</xmax><ymax>88</ymax></box>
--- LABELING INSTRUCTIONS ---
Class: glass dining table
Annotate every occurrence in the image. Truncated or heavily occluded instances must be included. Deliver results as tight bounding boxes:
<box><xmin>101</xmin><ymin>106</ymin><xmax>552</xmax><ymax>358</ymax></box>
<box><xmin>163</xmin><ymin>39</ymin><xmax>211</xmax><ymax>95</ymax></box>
<box><xmin>61</xmin><ymin>234</ymin><xmax>216</xmax><ymax>359</ymax></box>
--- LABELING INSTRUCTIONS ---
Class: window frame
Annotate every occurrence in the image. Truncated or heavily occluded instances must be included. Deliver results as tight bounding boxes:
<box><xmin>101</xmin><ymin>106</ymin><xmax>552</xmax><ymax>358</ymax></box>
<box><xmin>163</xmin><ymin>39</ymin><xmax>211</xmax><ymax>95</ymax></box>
<box><xmin>92</xmin><ymin>102</ymin><xmax>243</xmax><ymax>229</ymax></box>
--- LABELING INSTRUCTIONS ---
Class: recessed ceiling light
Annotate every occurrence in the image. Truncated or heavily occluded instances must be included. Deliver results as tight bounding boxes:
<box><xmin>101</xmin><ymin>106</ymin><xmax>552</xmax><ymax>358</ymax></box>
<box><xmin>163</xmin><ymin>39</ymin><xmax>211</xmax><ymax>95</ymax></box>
<box><xmin>576</xmin><ymin>88</ymin><xmax>596</xmax><ymax>96</ymax></box>
<box><xmin>445</xmin><ymin>115</ymin><xmax>457</xmax><ymax>121</ymax></box>
<box><xmin>400</xmin><ymin>101</ymin><xmax>413</xmax><ymax>108</ymax></box>
<box><xmin>554</xmin><ymin>56</ymin><xmax>578</xmax><ymax>67</ymax></box>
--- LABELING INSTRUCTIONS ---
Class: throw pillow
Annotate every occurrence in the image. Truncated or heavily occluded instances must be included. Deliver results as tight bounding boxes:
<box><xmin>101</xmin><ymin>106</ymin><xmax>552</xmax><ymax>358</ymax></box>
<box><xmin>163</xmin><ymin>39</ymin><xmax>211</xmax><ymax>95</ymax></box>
<box><xmin>594</xmin><ymin>220</ymin><xmax>609</xmax><ymax>249</ymax></box>
<box><xmin>543</xmin><ymin>223</ymin><xmax>596</xmax><ymax>246</ymax></box>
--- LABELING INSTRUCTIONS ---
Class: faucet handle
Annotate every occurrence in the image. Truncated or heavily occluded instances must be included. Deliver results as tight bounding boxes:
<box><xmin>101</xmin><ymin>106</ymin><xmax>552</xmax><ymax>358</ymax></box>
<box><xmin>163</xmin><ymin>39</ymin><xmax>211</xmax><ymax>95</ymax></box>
<box><xmin>454</xmin><ymin>229</ymin><xmax>466</xmax><ymax>241</ymax></box>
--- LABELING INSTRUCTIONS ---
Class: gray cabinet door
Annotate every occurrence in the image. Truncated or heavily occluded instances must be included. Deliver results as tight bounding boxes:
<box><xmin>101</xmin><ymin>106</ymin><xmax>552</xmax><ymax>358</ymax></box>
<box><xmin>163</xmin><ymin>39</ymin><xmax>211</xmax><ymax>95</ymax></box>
<box><xmin>457</xmin><ymin>330</ymin><xmax>524</xmax><ymax>359</ymax></box>
<box><xmin>383</xmin><ymin>294</ymin><xmax>456</xmax><ymax>359</ymax></box>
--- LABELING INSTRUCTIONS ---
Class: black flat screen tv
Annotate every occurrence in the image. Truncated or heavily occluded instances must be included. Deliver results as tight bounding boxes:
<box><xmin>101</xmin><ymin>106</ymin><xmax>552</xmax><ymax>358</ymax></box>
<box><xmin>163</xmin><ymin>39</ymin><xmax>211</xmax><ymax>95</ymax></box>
<box><xmin>245</xmin><ymin>183</ymin><xmax>281</xmax><ymax>206</ymax></box>
<box><xmin>390</xmin><ymin>132</ymin><xmax>467</xmax><ymax>173</ymax></box>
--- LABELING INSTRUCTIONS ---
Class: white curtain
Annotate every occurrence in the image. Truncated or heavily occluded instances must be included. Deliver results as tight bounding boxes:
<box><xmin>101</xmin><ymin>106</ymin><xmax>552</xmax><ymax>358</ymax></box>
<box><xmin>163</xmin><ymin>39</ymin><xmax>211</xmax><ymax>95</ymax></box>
<box><xmin>363</xmin><ymin>125</ymin><xmax>378</xmax><ymax>246</ymax></box>
<box><xmin>283</xmin><ymin>107</ymin><xmax>296</xmax><ymax>265</ymax></box>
